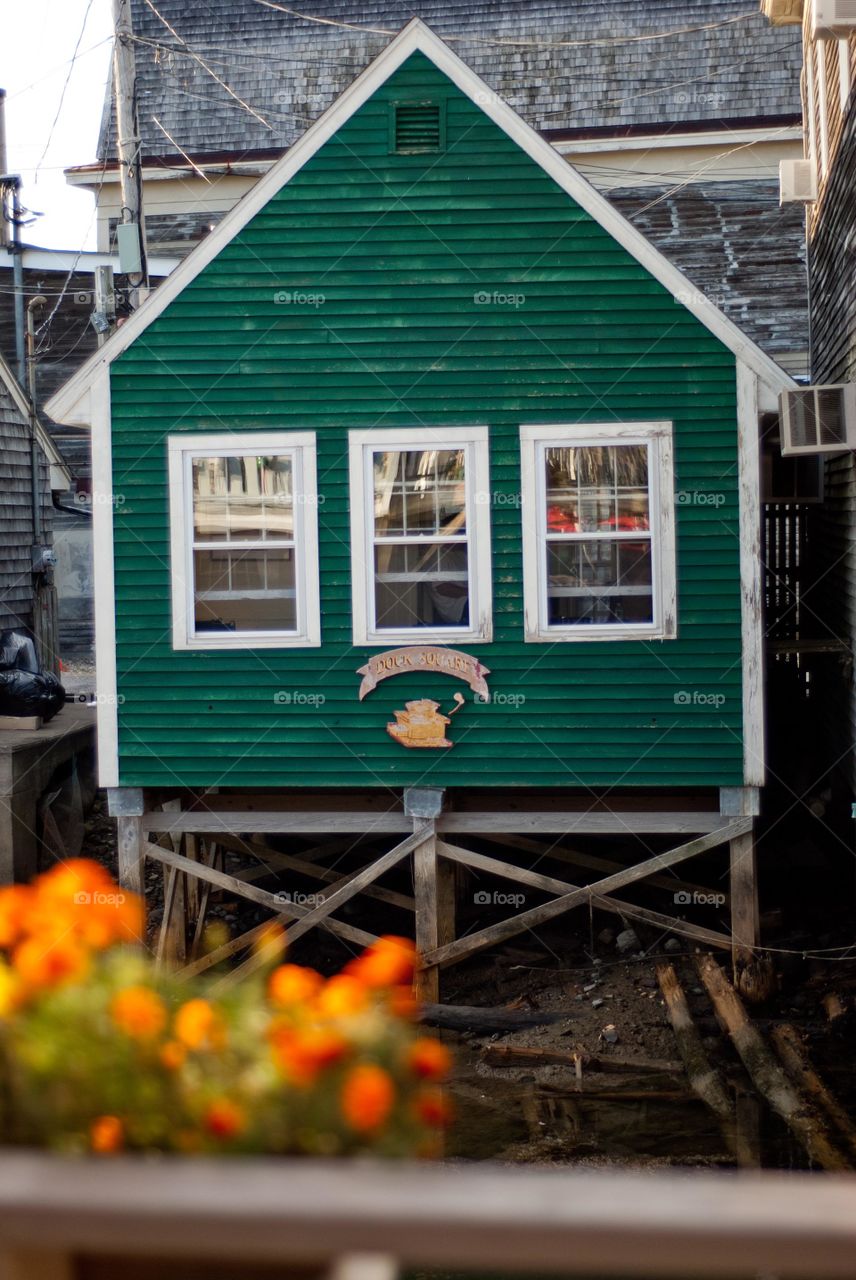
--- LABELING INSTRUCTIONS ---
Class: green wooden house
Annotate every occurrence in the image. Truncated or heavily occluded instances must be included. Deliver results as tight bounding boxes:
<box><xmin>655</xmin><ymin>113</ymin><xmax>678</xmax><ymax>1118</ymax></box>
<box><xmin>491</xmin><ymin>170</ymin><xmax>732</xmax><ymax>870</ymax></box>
<box><xmin>47</xmin><ymin>22</ymin><xmax>795</xmax><ymax>990</ymax></box>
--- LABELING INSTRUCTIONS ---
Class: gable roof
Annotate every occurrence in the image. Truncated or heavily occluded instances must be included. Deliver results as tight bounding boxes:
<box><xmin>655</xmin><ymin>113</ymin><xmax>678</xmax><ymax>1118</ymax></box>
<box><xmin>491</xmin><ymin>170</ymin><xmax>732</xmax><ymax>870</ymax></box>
<box><xmin>0</xmin><ymin>353</ymin><xmax>72</xmax><ymax>489</ymax></box>
<box><xmin>48</xmin><ymin>18</ymin><xmax>794</xmax><ymax>427</ymax></box>
<box><xmin>98</xmin><ymin>0</ymin><xmax>802</xmax><ymax>161</ymax></box>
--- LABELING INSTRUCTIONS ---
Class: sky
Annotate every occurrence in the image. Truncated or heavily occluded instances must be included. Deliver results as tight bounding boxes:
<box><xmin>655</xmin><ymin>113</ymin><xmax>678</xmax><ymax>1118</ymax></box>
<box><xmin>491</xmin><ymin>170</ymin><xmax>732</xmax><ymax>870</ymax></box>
<box><xmin>4</xmin><ymin>0</ymin><xmax>114</xmax><ymax>251</ymax></box>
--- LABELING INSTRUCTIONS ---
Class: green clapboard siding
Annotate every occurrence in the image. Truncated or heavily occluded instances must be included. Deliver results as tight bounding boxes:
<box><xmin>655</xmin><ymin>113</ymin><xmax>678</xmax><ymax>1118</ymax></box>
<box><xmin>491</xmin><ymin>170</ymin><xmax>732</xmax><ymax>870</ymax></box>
<box><xmin>109</xmin><ymin>52</ymin><xmax>745</xmax><ymax>790</ymax></box>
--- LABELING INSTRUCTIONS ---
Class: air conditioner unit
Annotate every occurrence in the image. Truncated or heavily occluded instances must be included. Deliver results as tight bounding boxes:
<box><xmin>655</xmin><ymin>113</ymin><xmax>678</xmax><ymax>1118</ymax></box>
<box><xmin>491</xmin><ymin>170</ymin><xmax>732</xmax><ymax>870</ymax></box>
<box><xmin>761</xmin><ymin>0</ymin><xmax>804</xmax><ymax>24</ymax></box>
<box><xmin>779</xmin><ymin>384</ymin><xmax>856</xmax><ymax>455</ymax></box>
<box><xmin>779</xmin><ymin>158</ymin><xmax>818</xmax><ymax>203</ymax></box>
<box><xmin>813</xmin><ymin>0</ymin><xmax>856</xmax><ymax>37</ymax></box>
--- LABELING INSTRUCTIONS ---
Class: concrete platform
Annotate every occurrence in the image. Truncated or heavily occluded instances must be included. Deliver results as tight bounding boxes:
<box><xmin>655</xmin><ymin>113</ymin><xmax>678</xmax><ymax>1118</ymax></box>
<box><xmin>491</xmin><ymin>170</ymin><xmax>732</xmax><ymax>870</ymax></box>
<box><xmin>0</xmin><ymin>702</ymin><xmax>96</xmax><ymax>881</ymax></box>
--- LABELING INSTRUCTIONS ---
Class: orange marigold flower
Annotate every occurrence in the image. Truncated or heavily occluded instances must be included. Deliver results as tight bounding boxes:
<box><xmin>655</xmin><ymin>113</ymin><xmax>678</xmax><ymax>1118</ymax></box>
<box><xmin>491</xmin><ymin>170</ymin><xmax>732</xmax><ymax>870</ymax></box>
<box><xmin>347</xmin><ymin>936</ymin><xmax>417</xmax><ymax>989</ymax></box>
<box><xmin>159</xmin><ymin>1040</ymin><xmax>186</xmax><ymax>1071</ymax></box>
<box><xmin>204</xmin><ymin>1098</ymin><xmax>245</xmax><ymax>1140</ymax></box>
<box><xmin>0</xmin><ymin>885</ymin><xmax>35</xmax><ymax>950</ymax></box>
<box><xmin>315</xmin><ymin>974</ymin><xmax>368</xmax><ymax>1019</ymax></box>
<box><xmin>269</xmin><ymin>1023</ymin><xmax>348</xmax><ymax>1085</ymax></box>
<box><xmin>407</xmin><ymin>1037</ymin><xmax>452</xmax><ymax>1081</ymax></box>
<box><xmin>268</xmin><ymin>963</ymin><xmax>322</xmax><ymax>1007</ymax></box>
<box><xmin>413</xmin><ymin>1086</ymin><xmax>453</xmax><ymax>1129</ymax></box>
<box><xmin>90</xmin><ymin>1115</ymin><xmax>123</xmax><ymax>1154</ymax></box>
<box><xmin>13</xmin><ymin>935</ymin><xmax>89</xmax><ymax>990</ymax></box>
<box><xmin>174</xmin><ymin>998</ymin><xmax>225</xmax><ymax>1051</ymax></box>
<box><xmin>111</xmin><ymin>985</ymin><xmax>167</xmax><ymax>1040</ymax></box>
<box><xmin>387</xmin><ymin>984</ymin><xmax>418</xmax><ymax>1020</ymax></box>
<box><xmin>341</xmin><ymin>1063</ymin><xmax>395</xmax><ymax>1133</ymax></box>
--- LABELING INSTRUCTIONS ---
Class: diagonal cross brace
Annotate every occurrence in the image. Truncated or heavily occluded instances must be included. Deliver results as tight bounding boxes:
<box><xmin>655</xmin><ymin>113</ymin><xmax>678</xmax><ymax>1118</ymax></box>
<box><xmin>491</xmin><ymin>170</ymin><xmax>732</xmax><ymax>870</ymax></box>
<box><xmin>423</xmin><ymin>821</ymin><xmax>752</xmax><ymax>969</ymax></box>
<box><xmin>282</xmin><ymin>825</ymin><xmax>433</xmax><ymax>945</ymax></box>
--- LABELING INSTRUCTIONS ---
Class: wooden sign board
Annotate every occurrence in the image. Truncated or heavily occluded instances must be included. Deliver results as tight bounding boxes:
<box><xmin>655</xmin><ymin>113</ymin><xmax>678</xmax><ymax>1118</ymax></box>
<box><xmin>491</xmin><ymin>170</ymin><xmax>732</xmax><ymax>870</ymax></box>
<box><xmin>357</xmin><ymin>647</ymin><xmax>490</xmax><ymax>701</ymax></box>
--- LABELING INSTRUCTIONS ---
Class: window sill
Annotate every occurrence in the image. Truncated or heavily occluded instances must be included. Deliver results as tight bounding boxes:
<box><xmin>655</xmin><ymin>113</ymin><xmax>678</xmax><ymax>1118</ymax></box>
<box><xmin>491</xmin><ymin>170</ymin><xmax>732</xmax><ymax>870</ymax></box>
<box><xmin>173</xmin><ymin>634</ymin><xmax>321</xmax><ymax>651</ymax></box>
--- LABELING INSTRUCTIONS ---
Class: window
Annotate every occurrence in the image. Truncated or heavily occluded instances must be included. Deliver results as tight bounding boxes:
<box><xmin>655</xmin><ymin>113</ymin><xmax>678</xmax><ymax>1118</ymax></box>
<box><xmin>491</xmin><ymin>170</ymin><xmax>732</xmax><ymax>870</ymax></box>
<box><xmin>167</xmin><ymin>432</ymin><xmax>320</xmax><ymax>649</ymax></box>
<box><xmin>520</xmin><ymin>423</ymin><xmax>676</xmax><ymax>642</ymax></box>
<box><xmin>349</xmin><ymin>427</ymin><xmax>492</xmax><ymax>645</ymax></box>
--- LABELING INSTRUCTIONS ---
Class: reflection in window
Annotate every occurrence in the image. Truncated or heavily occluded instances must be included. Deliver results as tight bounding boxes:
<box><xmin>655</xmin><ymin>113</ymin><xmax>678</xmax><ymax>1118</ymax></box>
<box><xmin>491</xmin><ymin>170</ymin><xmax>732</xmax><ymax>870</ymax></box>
<box><xmin>543</xmin><ymin>444</ymin><xmax>653</xmax><ymax>627</ymax></box>
<box><xmin>372</xmin><ymin>448</ymin><xmax>469</xmax><ymax>631</ymax></box>
<box><xmin>190</xmin><ymin>454</ymin><xmax>297</xmax><ymax>633</ymax></box>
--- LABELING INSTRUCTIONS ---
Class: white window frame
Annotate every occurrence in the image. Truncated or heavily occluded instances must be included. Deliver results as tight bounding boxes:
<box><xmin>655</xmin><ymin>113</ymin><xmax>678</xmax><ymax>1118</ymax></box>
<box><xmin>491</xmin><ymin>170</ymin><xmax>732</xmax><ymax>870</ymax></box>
<box><xmin>520</xmin><ymin>422</ymin><xmax>677</xmax><ymax>643</ymax></box>
<box><xmin>349</xmin><ymin>426</ymin><xmax>493</xmax><ymax>646</ymax></box>
<box><xmin>167</xmin><ymin>431</ymin><xmax>321</xmax><ymax>650</ymax></box>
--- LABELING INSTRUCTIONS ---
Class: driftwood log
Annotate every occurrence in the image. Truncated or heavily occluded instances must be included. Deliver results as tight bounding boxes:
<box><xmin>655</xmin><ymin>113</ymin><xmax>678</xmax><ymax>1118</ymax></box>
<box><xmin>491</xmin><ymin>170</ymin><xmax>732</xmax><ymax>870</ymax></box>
<box><xmin>696</xmin><ymin>954</ymin><xmax>852</xmax><ymax>1172</ymax></box>
<box><xmin>481</xmin><ymin>1044</ymin><xmax>681</xmax><ymax>1075</ymax></box>
<box><xmin>771</xmin><ymin>1023</ymin><xmax>856</xmax><ymax>1160</ymax></box>
<box><xmin>420</xmin><ymin>1005</ymin><xmax>565</xmax><ymax>1034</ymax></box>
<box><xmin>656</xmin><ymin>963</ymin><xmax>735</xmax><ymax>1122</ymax></box>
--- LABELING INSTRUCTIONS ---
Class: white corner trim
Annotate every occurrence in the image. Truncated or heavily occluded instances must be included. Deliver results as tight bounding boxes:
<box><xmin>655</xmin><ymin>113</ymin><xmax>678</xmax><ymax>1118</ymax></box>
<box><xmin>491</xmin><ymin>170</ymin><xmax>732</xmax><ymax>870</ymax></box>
<box><xmin>519</xmin><ymin>421</ymin><xmax>676</xmax><ymax>643</ymax></box>
<box><xmin>44</xmin><ymin>19</ymin><xmax>795</xmax><ymax>428</ymax></box>
<box><xmin>348</xmin><ymin>425</ymin><xmax>492</xmax><ymax>646</ymax></box>
<box><xmin>167</xmin><ymin>431</ymin><xmax>321</xmax><ymax>650</ymax></box>
<box><xmin>90</xmin><ymin>368</ymin><xmax>120</xmax><ymax>788</ymax></box>
<box><xmin>736</xmin><ymin>363</ymin><xmax>766</xmax><ymax>787</ymax></box>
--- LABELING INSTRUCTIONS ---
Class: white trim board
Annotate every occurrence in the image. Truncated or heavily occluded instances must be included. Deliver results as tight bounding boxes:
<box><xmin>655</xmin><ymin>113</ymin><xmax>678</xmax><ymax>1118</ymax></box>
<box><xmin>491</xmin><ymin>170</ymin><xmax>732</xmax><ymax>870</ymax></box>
<box><xmin>90</xmin><ymin>368</ymin><xmax>120</xmax><ymax>788</ymax></box>
<box><xmin>45</xmin><ymin>18</ymin><xmax>794</xmax><ymax>428</ymax></box>
<box><xmin>736</xmin><ymin>362</ymin><xmax>765</xmax><ymax>787</ymax></box>
<box><xmin>0</xmin><ymin>351</ymin><xmax>72</xmax><ymax>489</ymax></box>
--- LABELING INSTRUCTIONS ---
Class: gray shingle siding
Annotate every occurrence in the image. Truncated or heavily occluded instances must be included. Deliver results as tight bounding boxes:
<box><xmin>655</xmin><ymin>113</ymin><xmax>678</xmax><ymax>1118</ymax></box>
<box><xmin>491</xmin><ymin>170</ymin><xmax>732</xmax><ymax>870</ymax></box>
<box><xmin>99</xmin><ymin>0</ymin><xmax>802</xmax><ymax>160</ymax></box>
<box><xmin>0</xmin><ymin>380</ymin><xmax>52</xmax><ymax>637</ymax></box>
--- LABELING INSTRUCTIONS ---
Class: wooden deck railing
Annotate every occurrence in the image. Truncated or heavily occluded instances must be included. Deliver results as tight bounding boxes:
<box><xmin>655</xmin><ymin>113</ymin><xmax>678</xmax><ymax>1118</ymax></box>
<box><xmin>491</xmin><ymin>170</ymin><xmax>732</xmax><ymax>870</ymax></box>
<box><xmin>1</xmin><ymin>1155</ymin><xmax>856</xmax><ymax>1278</ymax></box>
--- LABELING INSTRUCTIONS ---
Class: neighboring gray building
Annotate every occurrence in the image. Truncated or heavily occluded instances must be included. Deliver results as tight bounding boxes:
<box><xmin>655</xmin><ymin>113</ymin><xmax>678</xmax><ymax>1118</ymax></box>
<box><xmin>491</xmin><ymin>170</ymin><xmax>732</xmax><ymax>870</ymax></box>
<box><xmin>71</xmin><ymin>0</ymin><xmax>810</xmax><ymax>371</ymax></box>
<box><xmin>0</xmin><ymin>353</ymin><xmax>70</xmax><ymax>669</ymax></box>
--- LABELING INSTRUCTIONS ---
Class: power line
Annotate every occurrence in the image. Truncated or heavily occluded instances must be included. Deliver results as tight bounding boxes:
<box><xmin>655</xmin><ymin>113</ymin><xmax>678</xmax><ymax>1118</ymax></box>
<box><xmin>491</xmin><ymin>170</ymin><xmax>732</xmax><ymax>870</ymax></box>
<box><xmin>33</xmin><ymin>0</ymin><xmax>99</xmax><ymax>182</ymax></box>
<box><xmin>253</xmin><ymin>1</ymin><xmax>761</xmax><ymax>51</ymax></box>
<box><xmin>140</xmin><ymin>0</ymin><xmax>272</xmax><ymax>129</ymax></box>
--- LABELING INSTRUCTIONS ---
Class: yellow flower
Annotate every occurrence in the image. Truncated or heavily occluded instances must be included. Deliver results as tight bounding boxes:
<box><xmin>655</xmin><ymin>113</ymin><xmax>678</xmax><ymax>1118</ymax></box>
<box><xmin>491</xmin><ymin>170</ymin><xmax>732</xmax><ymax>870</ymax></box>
<box><xmin>174</xmin><ymin>998</ymin><xmax>225</xmax><ymax>1051</ymax></box>
<box><xmin>0</xmin><ymin>961</ymin><xmax>23</xmax><ymax>1017</ymax></box>
<box><xmin>111</xmin><ymin>986</ymin><xmax>167</xmax><ymax>1040</ymax></box>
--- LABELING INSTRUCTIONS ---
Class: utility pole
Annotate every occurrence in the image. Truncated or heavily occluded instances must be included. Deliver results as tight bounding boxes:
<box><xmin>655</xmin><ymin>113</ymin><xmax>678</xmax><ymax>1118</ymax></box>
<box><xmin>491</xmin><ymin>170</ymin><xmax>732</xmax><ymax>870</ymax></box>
<box><xmin>111</xmin><ymin>0</ymin><xmax>148</xmax><ymax>301</ymax></box>
<box><xmin>0</xmin><ymin>88</ymin><xmax>25</xmax><ymax>385</ymax></box>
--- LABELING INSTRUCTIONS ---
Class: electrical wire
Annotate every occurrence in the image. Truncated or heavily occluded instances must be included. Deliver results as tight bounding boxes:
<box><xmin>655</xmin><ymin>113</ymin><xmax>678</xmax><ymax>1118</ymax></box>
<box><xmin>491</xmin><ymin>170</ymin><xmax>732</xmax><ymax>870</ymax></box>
<box><xmin>253</xmin><ymin>2</ymin><xmax>761</xmax><ymax>51</ymax></box>
<box><xmin>33</xmin><ymin>0</ymin><xmax>99</xmax><ymax>182</ymax></box>
<box><xmin>140</xmin><ymin>0</ymin><xmax>272</xmax><ymax>129</ymax></box>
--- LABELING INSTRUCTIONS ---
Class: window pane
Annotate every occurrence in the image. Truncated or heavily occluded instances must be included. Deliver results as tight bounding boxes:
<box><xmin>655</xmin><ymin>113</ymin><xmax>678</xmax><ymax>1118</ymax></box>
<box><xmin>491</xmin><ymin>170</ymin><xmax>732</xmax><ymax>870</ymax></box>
<box><xmin>545</xmin><ymin>445</ymin><xmax>649</xmax><ymax>532</ymax></box>
<box><xmin>193</xmin><ymin>547</ymin><xmax>296</xmax><ymax>633</ymax></box>
<box><xmin>192</xmin><ymin>454</ymin><xmax>294</xmax><ymax>542</ymax></box>
<box><xmin>547</xmin><ymin>538</ymin><xmax>653</xmax><ymax>626</ymax></box>
<box><xmin>373</xmin><ymin>449</ymin><xmax>467</xmax><ymax>537</ymax></box>
<box><xmin>374</xmin><ymin>541</ymin><xmax>469</xmax><ymax>629</ymax></box>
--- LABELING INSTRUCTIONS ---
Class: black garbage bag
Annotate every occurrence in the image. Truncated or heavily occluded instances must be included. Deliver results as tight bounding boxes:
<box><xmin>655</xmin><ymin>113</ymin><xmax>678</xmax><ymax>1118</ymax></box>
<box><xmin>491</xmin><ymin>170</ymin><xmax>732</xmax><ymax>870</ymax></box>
<box><xmin>0</xmin><ymin>630</ymin><xmax>65</xmax><ymax>722</ymax></box>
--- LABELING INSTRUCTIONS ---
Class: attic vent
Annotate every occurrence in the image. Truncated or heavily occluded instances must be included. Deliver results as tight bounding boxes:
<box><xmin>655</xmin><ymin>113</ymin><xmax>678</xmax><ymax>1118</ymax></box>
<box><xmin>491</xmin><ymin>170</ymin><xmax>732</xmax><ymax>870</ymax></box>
<box><xmin>392</xmin><ymin>101</ymin><xmax>444</xmax><ymax>153</ymax></box>
<box><xmin>780</xmin><ymin>384</ymin><xmax>856</xmax><ymax>455</ymax></box>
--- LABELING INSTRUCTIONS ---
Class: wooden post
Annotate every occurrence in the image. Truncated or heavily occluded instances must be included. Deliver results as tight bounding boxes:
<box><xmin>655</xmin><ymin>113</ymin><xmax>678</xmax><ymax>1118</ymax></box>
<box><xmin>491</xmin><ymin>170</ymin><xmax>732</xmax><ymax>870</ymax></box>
<box><xmin>729</xmin><ymin>829</ymin><xmax>759</xmax><ymax>954</ymax></box>
<box><xmin>413</xmin><ymin>828</ymin><xmax>456</xmax><ymax>1004</ymax></box>
<box><xmin>116</xmin><ymin>815</ymin><xmax>144</xmax><ymax>898</ymax></box>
